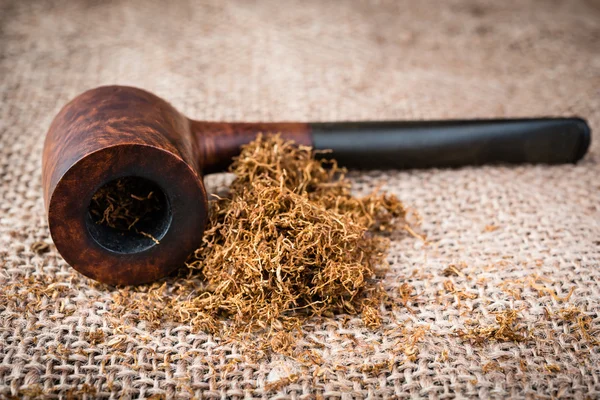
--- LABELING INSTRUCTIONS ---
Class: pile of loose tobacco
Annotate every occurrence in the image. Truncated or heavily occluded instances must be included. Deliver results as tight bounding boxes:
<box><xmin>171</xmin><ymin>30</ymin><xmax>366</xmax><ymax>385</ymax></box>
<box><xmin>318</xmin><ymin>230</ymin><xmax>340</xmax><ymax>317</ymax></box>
<box><xmin>108</xmin><ymin>134</ymin><xmax>409</xmax><ymax>334</ymax></box>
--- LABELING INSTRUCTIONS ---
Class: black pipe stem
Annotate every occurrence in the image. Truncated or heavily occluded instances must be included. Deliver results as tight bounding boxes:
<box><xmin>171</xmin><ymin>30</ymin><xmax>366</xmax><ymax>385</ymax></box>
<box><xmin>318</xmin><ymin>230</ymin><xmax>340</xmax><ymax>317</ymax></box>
<box><xmin>310</xmin><ymin>118</ymin><xmax>590</xmax><ymax>169</ymax></box>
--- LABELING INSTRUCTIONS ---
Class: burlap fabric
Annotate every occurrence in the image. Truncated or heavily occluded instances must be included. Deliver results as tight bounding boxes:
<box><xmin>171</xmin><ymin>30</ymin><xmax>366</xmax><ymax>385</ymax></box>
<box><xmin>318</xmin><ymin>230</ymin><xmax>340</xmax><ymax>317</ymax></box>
<box><xmin>1</xmin><ymin>0</ymin><xmax>599</xmax><ymax>398</ymax></box>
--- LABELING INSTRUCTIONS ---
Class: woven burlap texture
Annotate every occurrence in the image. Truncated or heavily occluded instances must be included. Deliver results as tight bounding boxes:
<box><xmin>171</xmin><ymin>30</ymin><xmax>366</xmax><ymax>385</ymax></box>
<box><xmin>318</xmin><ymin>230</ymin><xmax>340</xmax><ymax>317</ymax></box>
<box><xmin>1</xmin><ymin>0</ymin><xmax>599</xmax><ymax>398</ymax></box>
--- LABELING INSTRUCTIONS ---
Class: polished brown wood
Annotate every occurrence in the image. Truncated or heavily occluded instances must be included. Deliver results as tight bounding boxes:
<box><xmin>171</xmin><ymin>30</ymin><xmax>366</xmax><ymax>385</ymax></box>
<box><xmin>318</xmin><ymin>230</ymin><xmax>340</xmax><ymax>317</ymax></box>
<box><xmin>42</xmin><ymin>85</ymin><xmax>311</xmax><ymax>285</ymax></box>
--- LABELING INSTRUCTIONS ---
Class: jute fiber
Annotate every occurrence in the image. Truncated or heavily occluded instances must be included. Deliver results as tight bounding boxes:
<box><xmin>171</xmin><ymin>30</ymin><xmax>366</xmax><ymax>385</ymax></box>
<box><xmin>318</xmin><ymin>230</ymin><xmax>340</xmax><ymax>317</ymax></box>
<box><xmin>1</xmin><ymin>0</ymin><xmax>599</xmax><ymax>398</ymax></box>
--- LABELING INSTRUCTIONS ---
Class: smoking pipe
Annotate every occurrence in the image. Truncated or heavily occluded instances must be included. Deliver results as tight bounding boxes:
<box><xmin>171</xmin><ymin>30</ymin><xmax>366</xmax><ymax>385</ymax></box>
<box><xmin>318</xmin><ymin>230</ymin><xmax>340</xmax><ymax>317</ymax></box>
<box><xmin>42</xmin><ymin>85</ymin><xmax>590</xmax><ymax>285</ymax></box>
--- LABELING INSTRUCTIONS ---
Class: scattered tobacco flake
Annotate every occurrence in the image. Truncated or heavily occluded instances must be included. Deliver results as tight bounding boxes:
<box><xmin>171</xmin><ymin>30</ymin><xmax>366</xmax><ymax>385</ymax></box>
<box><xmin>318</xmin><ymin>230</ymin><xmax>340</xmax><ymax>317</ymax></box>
<box><xmin>397</xmin><ymin>325</ymin><xmax>429</xmax><ymax>361</ymax></box>
<box><xmin>457</xmin><ymin>309</ymin><xmax>530</xmax><ymax>344</ymax></box>
<box><xmin>0</xmin><ymin>275</ymin><xmax>74</xmax><ymax>314</ymax></box>
<box><xmin>527</xmin><ymin>275</ymin><xmax>575</xmax><ymax>302</ymax></box>
<box><xmin>544</xmin><ymin>364</ymin><xmax>560</xmax><ymax>373</ymax></box>
<box><xmin>264</xmin><ymin>374</ymin><xmax>299</xmax><ymax>392</ymax></box>
<box><xmin>111</xmin><ymin>276</ymin><xmax>221</xmax><ymax>334</ymax></box>
<box><xmin>441</xmin><ymin>262</ymin><xmax>467</xmax><ymax>277</ymax></box>
<box><xmin>556</xmin><ymin>307</ymin><xmax>600</xmax><ymax>347</ymax></box>
<box><xmin>359</xmin><ymin>360</ymin><xmax>393</xmax><ymax>375</ymax></box>
<box><xmin>268</xmin><ymin>330</ymin><xmax>297</xmax><ymax>357</ymax></box>
<box><xmin>482</xmin><ymin>361</ymin><xmax>504</xmax><ymax>373</ymax></box>
<box><xmin>30</xmin><ymin>241</ymin><xmax>50</xmax><ymax>254</ymax></box>
<box><xmin>484</xmin><ymin>224</ymin><xmax>500</xmax><ymax>232</ymax></box>
<box><xmin>394</xmin><ymin>282</ymin><xmax>419</xmax><ymax>313</ymax></box>
<box><xmin>86</xmin><ymin>329</ymin><xmax>107</xmax><ymax>345</ymax></box>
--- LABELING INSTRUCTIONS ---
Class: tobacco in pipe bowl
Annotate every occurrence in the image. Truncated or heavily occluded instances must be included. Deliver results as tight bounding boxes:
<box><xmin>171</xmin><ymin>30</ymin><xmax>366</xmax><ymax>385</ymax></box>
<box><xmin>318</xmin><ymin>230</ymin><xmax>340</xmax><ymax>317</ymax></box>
<box><xmin>42</xmin><ymin>85</ymin><xmax>591</xmax><ymax>285</ymax></box>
